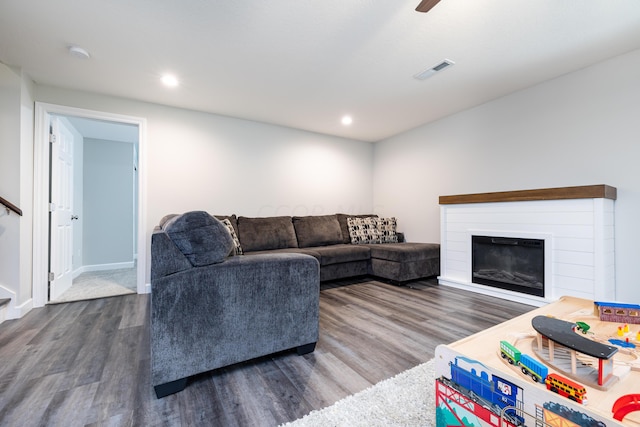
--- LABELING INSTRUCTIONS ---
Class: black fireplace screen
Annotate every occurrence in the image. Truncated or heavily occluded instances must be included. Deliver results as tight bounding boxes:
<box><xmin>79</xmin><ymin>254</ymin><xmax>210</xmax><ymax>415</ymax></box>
<box><xmin>471</xmin><ymin>235</ymin><xmax>544</xmax><ymax>297</ymax></box>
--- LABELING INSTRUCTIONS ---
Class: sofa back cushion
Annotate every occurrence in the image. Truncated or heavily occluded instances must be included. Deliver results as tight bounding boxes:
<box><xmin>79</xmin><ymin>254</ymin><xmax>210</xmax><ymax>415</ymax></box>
<box><xmin>293</xmin><ymin>215</ymin><xmax>343</xmax><ymax>248</ymax></box>
<box><xmin>162</xmin><ymin>211</ymin><xmax>234</xmax><ymax>266</ymax></box>
<box><xmin>237</xmin><ymin>216</ymin><xmax>298</xmax><ymax>252</ymax></box>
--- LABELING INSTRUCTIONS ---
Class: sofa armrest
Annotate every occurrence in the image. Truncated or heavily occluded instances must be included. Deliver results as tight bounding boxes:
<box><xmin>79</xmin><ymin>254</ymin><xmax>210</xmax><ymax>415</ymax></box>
<box><xmin>151</xmin><ymin>252</ymin><xmax>320</xmax><ymax>388</ymax></box>
<box><xmin>150</xmin><ymin>227</ymin><xmax>193</xmax><ymax>280</ymax></box>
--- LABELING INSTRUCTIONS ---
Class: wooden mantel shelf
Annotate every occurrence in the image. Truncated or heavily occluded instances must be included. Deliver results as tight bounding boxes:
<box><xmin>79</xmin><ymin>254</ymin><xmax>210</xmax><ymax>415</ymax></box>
<box><xmin>439</xmin><ymin>184</ymin><xmax>617</xmax><ymax>205</ymax></box>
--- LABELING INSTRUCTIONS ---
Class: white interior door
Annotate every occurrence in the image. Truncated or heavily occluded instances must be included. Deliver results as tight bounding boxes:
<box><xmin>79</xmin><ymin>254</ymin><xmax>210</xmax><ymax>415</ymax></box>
<box><xmin>49</xmin><ymin>116</ymin><xmax>75</xmax><ymax>300</ymax></box>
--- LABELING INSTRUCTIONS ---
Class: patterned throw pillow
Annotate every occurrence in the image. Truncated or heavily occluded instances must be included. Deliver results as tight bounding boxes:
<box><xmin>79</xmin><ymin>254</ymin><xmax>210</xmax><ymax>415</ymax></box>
<box><xmin>222</xmin><ymin>218</ymin><xmax>243</xmax><ymax>255</ymax></box>
<box><xmin>377</xmin><ymin>217</ymin><xmax>398</xmax><ymax>244</ymax></box>
<box><xmin>347</xmin><ymin>217</ymin><xmax>381</xmax><ymax>244</ymax></box>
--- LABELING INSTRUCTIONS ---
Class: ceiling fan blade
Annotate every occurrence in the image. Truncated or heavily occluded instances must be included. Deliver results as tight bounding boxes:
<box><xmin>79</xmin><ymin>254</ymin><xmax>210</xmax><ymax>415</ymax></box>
<box><xmin>415</xmin><ymin>0</ymin><xmax>441</xmax><ymax>13</ymax></box>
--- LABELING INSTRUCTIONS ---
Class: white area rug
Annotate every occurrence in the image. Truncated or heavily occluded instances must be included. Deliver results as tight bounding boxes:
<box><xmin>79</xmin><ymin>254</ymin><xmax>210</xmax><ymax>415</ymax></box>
<box><xmin>281</xmin><ymin>359</ymin><xmax>435</xmax><ymax>427</ymax></box>
<box><xmin>49</xmin><ymin>268</ymin><xmax>137</xmax><ymax>304</ymax></box>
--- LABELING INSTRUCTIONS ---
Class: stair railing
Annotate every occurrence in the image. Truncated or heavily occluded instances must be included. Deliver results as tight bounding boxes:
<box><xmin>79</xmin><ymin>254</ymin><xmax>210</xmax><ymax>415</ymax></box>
<box><xmin>0</xmin><ymin>196</ymin><xmax>22</xmax><ymax>216</ymax></box>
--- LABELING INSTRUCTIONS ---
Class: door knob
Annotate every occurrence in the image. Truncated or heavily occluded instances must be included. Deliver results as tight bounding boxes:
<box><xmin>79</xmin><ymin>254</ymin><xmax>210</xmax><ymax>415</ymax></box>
<box><xmin>71</xmin><ymin>215</ymin><xmax>79</xmax><ymax>220</ymax></box>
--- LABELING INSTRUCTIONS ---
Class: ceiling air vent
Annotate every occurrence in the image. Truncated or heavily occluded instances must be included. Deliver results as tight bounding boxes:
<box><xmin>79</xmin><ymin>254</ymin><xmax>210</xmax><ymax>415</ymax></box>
<box><xmin>413</xmin><ymin>59</ymin><xmax>455</xmax><ymax>81</ymax></box>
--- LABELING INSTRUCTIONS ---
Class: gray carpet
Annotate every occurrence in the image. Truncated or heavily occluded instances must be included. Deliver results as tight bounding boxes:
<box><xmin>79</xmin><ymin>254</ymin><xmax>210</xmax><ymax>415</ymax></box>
<box><xmin>49</xmin><ymin>267</ymin><xmax>137</xmax><ymax>304</ymax></box>
<box><xmin>280</xmin><ymin>359</ymin><xmax>435</xmax><ymax>427</ymax></box>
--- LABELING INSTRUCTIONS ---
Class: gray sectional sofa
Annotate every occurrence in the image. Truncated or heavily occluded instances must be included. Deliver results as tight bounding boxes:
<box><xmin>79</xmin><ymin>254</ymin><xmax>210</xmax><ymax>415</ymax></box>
<box><xmin>222</xmin><ymin>213</ymin><xmax>440</xmax><ymax>283</ymax></box>
<box><xmin>150</xmin><ymin>211</ymin><xmax>439</xmax><ymax>398</ymax></box>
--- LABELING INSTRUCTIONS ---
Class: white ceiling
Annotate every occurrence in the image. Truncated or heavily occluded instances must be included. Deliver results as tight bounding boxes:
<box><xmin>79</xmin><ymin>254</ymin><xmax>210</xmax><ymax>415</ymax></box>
<box><xmin>2</xmin><ymin>0</ymin><xmax>640</xmax><ymax>142</ymax></box>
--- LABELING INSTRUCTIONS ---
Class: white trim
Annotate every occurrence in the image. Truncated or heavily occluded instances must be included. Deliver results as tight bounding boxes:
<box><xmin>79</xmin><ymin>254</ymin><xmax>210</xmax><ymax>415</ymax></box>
<box><xmin>33</xmin><ymin>102</ymin><xmax>148</xmax><ymax>307</ymax></box>
<box><xmin>14</xmin><ymin>298</ymin><xmax>34</xmax><ymax>318</ymax></box>
<box><xmin>0</xmin><ymin>285</ymin><xmax>15</xmax><ymax>322</ymax></box>
<box><xmin>0</xmin><ymin>284</ymin><xmax>33</xmax><ymax>320</ymax></box>
<box><xmin>137</xmin><ymin>114</ymin><xmax>148</xmax><ymax>296</ymax></box>
<box><xmin>438</xmin><ymin>277</ymin><xmax>549</xmax><ymax>307</ymax></box>
<box><xmin>72</xmin><ymin>262</ymin><xmax>136</xmax><ymax>279</ymax></box>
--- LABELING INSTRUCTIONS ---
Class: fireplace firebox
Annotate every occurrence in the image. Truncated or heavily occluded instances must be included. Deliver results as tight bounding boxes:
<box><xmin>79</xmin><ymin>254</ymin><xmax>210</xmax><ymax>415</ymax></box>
<box><xmin>471</xmin><ymin>235</ymin><xmax>544</xmax><ymax>297</ymax></box>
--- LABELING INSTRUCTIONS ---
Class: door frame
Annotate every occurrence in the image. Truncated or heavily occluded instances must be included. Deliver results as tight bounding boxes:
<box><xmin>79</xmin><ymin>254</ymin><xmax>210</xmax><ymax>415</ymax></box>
<box><xmin>33</xmin><ymin>102</ymin><xmax>148</xmax><ymax>307</ymax></box>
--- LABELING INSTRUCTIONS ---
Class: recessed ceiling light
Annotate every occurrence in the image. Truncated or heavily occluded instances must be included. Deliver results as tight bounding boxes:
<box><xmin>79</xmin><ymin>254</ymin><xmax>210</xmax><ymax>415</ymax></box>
<box><xmin>68</xmin><ymin>46</ymin><xmax>90</xmax><ymax>60</ymax></box>
<box><xmin>341</xmin><ymin>115</ymin><xmax>353</xmax><ymax>126</ymax></box>
<box><xmin>161</xmin><ymin>74</ymin><xmax>179</xmax><ymax>87</ymax></box>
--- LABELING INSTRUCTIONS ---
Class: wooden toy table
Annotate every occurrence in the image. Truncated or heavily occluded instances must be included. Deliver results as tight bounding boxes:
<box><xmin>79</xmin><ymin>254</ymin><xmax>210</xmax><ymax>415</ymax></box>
<box><xmin>435</xmin><ymin>295</ymin><xmax>640</xmax><ymax>427</ymax></box>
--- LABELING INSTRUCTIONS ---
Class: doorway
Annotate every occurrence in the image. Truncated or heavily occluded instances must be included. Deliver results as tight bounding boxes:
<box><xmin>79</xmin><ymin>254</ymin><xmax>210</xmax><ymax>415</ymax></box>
<box><xmin>49</xmin><ymin>115</ymin><xmax>139</xmax><ymax>303</ymax></box>
<box><xmin>33</xmin><ymin>103</ymin><xmax>147</xmax><ymax>307</ymax></box>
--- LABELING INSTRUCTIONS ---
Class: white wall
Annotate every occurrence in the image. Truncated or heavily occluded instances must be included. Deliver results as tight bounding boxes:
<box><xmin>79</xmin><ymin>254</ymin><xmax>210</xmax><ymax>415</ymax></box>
<box><xmin>0</xmin><ymin>64</ymin><xmax>22</xmax><ymax>303</ymax></box>
<box><xmin>373</xmin><ymin>48</ymin><xmax>640</xmax><ymax>304</ymax></box>
<box><xmin>34</xmin><ymin>86</ymin><xmax>374</xmax><ymax>285</ymax></box>
<box><xmin>141</xmin><ymin>105</ymin><xmax>374</xmax><ymax>219</ymax></box>
<box><xmin>0</xmin><ymin>64</ymin><xmax>34</xmax><ymax>318</ymax></box>
<box><xmin>19</xmin><ymin>73</ymin><xmax>35</xmax><ymax>315</ymax></box>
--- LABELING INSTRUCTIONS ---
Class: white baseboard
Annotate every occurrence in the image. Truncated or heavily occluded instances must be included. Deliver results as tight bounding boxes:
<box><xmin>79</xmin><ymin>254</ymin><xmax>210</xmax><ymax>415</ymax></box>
<box><xmin>14</xmin><ymin>298</ymin><xmax>33</xmax><ymax>319</ymax></box>
<box><xmin>0</xmin><ymin>284</ymin><xmax>33</xmax><ymax>321</ymax></box>
<box><xmin>0</xmin><ymin>285</ymin><xmax>15</xmax><ymax>322</ymax></box>
<box><xmin>73</xmin><ymin>261</ymin><xmax>136</xmax><ymax>279</ymax></box>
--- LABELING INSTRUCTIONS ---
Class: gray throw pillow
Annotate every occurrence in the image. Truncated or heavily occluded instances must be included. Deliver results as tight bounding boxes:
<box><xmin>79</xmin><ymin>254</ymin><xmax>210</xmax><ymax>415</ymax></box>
<box><xmin>163</xmin><ymin>211</ymin><xmax>234</xmax><ymax>266</ymax></box>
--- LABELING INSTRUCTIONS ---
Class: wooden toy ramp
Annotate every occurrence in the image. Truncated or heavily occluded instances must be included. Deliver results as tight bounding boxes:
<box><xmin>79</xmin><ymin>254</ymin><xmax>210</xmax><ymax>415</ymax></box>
<box><xmin>613</xmin><ymin>394</ymin><xmax>640</xmax><ymax>421</ymax></box>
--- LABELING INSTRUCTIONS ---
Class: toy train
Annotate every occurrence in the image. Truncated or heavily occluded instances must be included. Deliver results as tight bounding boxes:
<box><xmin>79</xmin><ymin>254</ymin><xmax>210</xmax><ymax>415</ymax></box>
<box><xmin>500</xmin><ymin>340</ymin><xmax>588</xmax><ymax>405</ymax></box>
<box><xmin>500</xmin><ymin>340</ymin><xmax>548</xmax><ymax>382</ymax></box>
<box><xmin>447</xmin><ymin>356</ymin><xmax>525</xmax><ymax>426</ymax></box>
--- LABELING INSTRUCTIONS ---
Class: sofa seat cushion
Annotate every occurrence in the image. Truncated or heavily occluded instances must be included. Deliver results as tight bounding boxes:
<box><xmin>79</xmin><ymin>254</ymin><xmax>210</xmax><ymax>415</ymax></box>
<box><xmin>245</xmin><ymin>247</ymin><xmax>321</xmax><ymax>261</ymax></box>
<box><xmin>237</xmin><ymin>216</ymin><xmax>298</xmax><ymax>252</ymax></box>
<box><xmin>293</xmin><ymin>215</ymin><xmax>343</xmax><ymax>248</ymax></box>
<box><xmin>311</xmin><ymin>244</ymin><xmax>371</xmax><ymax>266</ymax></box>
<box><xmin>366</xmin><ymin>243</ymin><xmax>440</xmax><ymax>263</ymax></box>
<box><xmin>162</xmin><ymin>211</ymin><xmax>234</xmax><ymax>267</ymax></box>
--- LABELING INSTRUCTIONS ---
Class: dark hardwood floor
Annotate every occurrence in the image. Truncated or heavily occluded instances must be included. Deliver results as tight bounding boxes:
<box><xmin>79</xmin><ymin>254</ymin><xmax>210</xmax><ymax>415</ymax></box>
<box><xmin>0</xmin><ymin>277</ymin><xmax>534</xmax><ymax>427</ymax></box>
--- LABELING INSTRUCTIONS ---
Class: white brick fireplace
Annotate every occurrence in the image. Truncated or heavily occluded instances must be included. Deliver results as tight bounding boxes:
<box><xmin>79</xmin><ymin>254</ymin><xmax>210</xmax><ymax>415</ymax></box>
<box><xmin>438</xmin><ymin>185</ymin><xmax>616</xmax><ymax>306</ymax></box>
